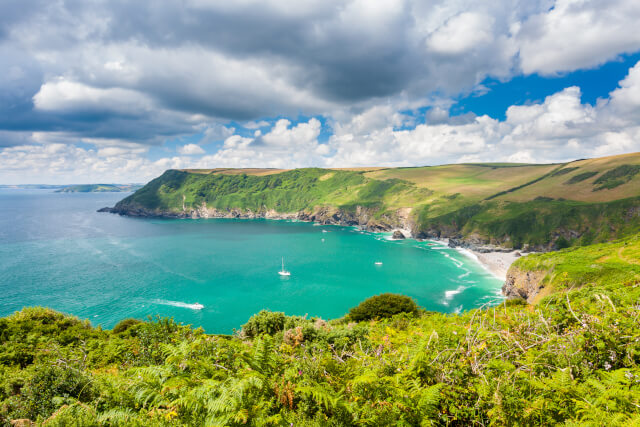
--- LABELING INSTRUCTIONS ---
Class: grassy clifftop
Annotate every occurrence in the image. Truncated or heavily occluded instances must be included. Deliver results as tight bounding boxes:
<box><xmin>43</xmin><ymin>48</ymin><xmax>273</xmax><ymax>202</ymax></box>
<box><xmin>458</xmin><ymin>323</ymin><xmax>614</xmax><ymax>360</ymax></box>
<box><xmin>504</xmin><ymin>234</ymin><xmax>640</xmax><ymax>302</ymax></box>
<box><xmin>106</xmin><ymin>152</ymin><xmax>640</xmax><ymax>250</ymax></box>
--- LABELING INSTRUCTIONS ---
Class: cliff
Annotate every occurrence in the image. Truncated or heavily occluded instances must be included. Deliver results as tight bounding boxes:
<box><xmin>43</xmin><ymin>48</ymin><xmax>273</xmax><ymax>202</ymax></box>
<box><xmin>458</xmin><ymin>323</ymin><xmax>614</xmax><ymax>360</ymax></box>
<box><xmin>502</xmin><ymin>266</ymin><xmax>548</xmax><ymax>303</ymax></box>
<box><xmin>501</xmin><ymin>234</ymin><xmax>640</xmax><ymax>303</ymax></box>
<box><xmin>100</xmin><ymin>203</ymin><xmax>415</xmax><ymax>235</ymax></box>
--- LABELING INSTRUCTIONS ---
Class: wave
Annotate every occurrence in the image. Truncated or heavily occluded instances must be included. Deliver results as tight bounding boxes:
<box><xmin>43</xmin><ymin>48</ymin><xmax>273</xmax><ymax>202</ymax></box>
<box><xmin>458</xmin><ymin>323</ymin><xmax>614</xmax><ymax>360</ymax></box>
<box><xmin>441</xmin><ymin>285</ymin><xmax>468</xmax><ymax>306</ymax></box>
<box><xmin>440</xmin><ymin>251</ymin><xmax>464</xmax><ymax>268</ymax></box>
<box><xmin>458</xmin><ymin>270</ymin><xmax>471</xmax><ymax>279</ymax></box>
<box><xmin>445</xmin><ymin>285</ymin><xmax>467</xmax><ymax>299</ymax></box>
<box><xmin>153</xmin><ymin>299</ymin><xmax>205</xmax><ymax>310</ymax></box>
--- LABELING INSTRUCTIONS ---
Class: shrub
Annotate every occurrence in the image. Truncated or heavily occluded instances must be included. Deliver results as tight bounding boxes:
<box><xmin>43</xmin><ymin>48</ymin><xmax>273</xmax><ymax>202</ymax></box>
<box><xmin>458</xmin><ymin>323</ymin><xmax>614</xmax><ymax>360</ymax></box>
<box><xmin>348</xmin><ymin>293</ymin><xmax>419</xmax><ymax>321</ymax></box>
<box><xmin>593</xmin><ymin>164</ymin><xmax>640</xmax><ymax>191</ymax></box>
<box><xmin>241</xmin><ymin>310</ymin><xmax>287</xmax><ymax>337</ymax></box>
<box><xmin>555</xmin><ymin>236</ymin><xmax>571</xmax><ymax>249</ymax></box>
<box><xmin>565</xmin><ymin>171</ymin><xmax>598</xmax><ymax>184</ymax></box>
<box><xmin>112</xmin><ymin>318</ymin><xmax>142</xmax><ymax>334</ymax></box>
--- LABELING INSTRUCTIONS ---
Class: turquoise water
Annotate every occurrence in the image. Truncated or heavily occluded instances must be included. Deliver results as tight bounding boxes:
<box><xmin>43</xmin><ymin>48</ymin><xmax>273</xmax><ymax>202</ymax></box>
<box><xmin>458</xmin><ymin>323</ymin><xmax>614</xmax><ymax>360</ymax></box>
<box><xmin>0</xmin><ymin>189</ymin><xmax>503</xmax><ymax>333</ymax></box>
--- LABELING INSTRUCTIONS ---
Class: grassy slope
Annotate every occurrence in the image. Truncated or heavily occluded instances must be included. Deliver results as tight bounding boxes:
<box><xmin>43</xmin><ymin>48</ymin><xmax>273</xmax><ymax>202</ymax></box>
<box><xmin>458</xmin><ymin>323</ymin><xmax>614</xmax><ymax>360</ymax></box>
<box><xmin>1</xmin><ymin>250</ymin><xmax>639</xmax><ymax>425</ymax></box>
<box><xmin>510</xmin><ymin>234</ymin><xmax>640</xmax><ymax>301</ymax></box>
<box><xmin>113</xmin><ymin>152</ymin><xmax>640</xmax><ymax>249</ymax></box>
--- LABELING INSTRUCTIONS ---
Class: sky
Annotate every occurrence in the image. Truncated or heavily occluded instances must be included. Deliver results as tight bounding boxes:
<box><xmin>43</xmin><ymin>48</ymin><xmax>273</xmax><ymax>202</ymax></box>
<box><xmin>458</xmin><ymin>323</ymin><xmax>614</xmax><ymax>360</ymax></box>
<box><xmin>2</xmin><ymin>0</ymin><xmax>640</xmax><ymax>184</ymax></box>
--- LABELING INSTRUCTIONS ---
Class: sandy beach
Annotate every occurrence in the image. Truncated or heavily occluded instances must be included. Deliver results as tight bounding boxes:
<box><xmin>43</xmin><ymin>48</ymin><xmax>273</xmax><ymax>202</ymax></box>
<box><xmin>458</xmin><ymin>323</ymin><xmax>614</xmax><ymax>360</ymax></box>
<box><xmin>467</xmin><ymin>250</ymin><xmax>520</xmax><ymax>280</ymax></box>
<box><xmin>425</xmin><ymin>238</ymin><xmax>519</xmax><ymax>280</ymax></box>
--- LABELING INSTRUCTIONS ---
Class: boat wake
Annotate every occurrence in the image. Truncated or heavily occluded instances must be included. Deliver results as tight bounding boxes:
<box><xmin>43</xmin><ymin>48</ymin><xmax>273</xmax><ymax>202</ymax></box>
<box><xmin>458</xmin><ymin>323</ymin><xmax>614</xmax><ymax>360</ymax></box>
<box><xmin>154</xmin><ymin>299</ymin><xmax>205</xmax><ymax>310</ymax></box>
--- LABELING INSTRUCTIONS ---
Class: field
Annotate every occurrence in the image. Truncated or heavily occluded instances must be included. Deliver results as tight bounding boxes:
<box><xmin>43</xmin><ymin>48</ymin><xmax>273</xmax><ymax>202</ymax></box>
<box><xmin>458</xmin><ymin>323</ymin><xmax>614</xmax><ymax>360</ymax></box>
<box><xmin>494</xmin><ymin>152</ymin><xmax>640</xmax><ymax>203</ymax></box>
<box><xmin>365</xmin><ymin>163</ymin><xmax>559</xmax><ymax>200</ymax></box>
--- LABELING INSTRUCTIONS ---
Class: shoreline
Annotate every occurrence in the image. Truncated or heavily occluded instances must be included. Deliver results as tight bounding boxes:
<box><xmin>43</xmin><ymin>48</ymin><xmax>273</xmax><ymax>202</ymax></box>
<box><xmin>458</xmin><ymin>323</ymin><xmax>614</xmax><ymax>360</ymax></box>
<box><xmin>456</xmin><ymin>248</ymin><xmax>518</xmax><ymax>280</ymax></box>
<box><xmin>425</xmin><ymin>237</ymin><xmax>517</xmax><ymax>281</ymax></box>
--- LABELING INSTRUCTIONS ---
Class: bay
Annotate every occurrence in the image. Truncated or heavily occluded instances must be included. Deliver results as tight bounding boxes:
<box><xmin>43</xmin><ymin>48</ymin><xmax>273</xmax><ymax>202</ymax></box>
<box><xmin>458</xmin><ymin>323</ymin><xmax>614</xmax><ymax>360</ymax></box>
<box><xmin>0</xmin><ymin>189</ymin><xmax>503</xmax><ymax>333</ymax></box>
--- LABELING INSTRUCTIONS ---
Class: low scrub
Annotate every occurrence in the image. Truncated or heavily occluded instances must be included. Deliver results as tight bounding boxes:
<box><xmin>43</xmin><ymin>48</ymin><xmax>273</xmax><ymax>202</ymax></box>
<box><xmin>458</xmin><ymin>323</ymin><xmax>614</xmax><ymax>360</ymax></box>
<box><xmin>348</xmin><ymin>293</ymin><xmax>419</xmax><ymax>321</ymax></box>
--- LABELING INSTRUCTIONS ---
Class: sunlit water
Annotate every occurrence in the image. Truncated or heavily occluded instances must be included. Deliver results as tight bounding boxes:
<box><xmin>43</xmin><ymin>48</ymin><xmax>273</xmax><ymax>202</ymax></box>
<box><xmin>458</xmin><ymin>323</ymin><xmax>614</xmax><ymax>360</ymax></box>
<box><xmin>0</xmin><ymin>189</ymin><xmax>503</xmax><ymax>333</ymax></box>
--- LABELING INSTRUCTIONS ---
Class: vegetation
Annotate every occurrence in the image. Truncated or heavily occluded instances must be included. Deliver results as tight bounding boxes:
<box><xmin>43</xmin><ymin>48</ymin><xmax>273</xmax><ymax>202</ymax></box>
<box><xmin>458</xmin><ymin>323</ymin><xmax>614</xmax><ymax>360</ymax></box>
<box><xmin>593</xmin><ymin>165</ymin><xmax>640</xmax><ymax>191</ymax></box>
<box><xmin>418</xmin><ymin>196</ymin><xmax>640</xmax><ymax>249</ymax></box>
<box><xmin>348</xmin><ymin>293</ymin><xmax>419</xmax><ymax>321</ymax></box>
<box><xmin>565</xmin><ymin>171</ymin><xmax>598</xmax><ymax>185</ymax></box>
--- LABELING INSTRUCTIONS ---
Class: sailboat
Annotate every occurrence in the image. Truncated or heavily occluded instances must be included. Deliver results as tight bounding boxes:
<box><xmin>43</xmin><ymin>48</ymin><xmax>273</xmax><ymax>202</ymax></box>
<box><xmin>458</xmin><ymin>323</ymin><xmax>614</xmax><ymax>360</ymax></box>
<box><xmin>278</xmin><ymin>257</ymin><xmax>291</xmax><ymax>276</ymax></box>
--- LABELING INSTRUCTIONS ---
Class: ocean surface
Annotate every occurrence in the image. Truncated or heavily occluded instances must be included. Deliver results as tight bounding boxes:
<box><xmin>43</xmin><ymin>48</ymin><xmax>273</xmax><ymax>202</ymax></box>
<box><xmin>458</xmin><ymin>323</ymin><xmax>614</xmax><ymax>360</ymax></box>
<box><xmin>0</xmin><ymin>189</ymin><xmax>503</xmax><ymax>333</ymax></box>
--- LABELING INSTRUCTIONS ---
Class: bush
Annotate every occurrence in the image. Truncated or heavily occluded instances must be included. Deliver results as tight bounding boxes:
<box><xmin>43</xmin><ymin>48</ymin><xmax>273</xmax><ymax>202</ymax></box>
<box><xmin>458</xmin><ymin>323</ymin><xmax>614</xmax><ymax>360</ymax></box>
<box><xmin>241</xmin><ymin>310</ymin><xmax>287</xmax><ymax>337</ymax></box>
<box><xmin>112</xmin><ymin>318</ymin><xmax>142</xmax><ymax>334</ymax></box>
<box><xmin>555</xmin><ymin>236</ymin><xmax>571</xmax><ymax>249</ymax></box>
<box><xmin>348</xmin><ymin>294</ymin><xmax>419</xmax><ymax>321</ymax></box>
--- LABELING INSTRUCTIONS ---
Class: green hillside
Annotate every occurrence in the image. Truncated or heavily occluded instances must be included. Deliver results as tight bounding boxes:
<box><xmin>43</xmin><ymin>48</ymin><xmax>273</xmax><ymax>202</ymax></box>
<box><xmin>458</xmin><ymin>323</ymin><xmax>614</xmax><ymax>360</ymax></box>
<box><xmin>1</xmin><ymin>244</ymin><xmax>639</xmax><ymax>425</ymax></box>
<box><xmin>105</xmin><ymin>152</ymin><xmax>640</xmax><ymax>251</ymax></box>
<box><xmin>55</xmin><ymin>184</ymin><xmax>142</xmax><ymax>193</ymax></box>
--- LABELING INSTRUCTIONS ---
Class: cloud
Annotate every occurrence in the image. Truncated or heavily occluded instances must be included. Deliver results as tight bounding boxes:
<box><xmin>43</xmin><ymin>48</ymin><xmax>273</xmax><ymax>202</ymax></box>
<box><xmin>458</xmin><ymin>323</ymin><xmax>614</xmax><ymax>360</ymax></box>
<box><xmin>2</xmin><ymin>0</ymin><xmax>640</xmax><ymax>183</ymax></box>
<box><xmin>427</xmin><ymin>12</ymin><xmax>495</xmax><ymax>55</ymax></box>
<box><xmin>517</xmin><ymin>0</ymin><xmax>640</xmax><ymax>74</ymax></box>
<box><xmin>178</xmin><ymin>144</ymin><xmax>205</xmax><ymax>155</ymax></box>
<box><xmin>243</xmin><ymin>120</ymin><xmax>270</xmax><ymax>130</ymax></box>
<box><xmin>33</xmin><ymin>79</ymin><xmax>152</xmax><ymax>114</ymax></box>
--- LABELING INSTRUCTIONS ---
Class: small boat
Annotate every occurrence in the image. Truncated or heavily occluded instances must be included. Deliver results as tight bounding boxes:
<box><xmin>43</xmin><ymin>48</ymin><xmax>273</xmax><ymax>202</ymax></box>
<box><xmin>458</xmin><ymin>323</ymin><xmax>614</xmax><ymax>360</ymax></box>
<box><xmin>322</xmin><ymin>230</ymin><xmax>329</xmax><ymax>233</ymax></box>
<box><xmin>278</xmin><ymin>257</ymin><xmax>291</xmax><ymax>276</ymax></box>
<box><xmin>374</xmin><ymin>261</ymin><xmax>383</xmax><ymax>265</ymax></box>
<box><xmin>192</xmin><ymin>303</ymin><xmax>204</xmax><ymax>310</ymax></box>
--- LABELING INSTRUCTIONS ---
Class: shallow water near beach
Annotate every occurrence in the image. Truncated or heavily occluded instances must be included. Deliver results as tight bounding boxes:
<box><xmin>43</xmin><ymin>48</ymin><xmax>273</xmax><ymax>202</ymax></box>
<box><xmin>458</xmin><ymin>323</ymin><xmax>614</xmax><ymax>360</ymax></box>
<box><xmin>0</xmin><ymin>189</ymin><xmax>503</xmax><ymax>333</ymax></box>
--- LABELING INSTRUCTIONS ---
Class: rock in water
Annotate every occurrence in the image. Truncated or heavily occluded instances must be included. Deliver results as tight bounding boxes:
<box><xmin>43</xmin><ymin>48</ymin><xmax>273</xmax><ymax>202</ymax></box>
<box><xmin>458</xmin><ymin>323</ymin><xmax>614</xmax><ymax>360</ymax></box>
<box><xmin>392</xmin><ymin>230</ymin><xmax>405</xmax><ymax>239</ymax></box>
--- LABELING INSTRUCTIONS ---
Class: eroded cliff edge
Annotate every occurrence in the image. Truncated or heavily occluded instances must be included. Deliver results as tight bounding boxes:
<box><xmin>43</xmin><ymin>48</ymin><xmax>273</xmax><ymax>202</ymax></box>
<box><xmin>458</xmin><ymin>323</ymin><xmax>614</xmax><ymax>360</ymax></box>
<box><xmin>99</xmin><ymin>203</ymin><xmax>416</xmax><ymax>235</ymax></box>
<box><xmin>502</xmin><ymin>265</ymin><xmax>548</xmax><ymax>303</ymax></box>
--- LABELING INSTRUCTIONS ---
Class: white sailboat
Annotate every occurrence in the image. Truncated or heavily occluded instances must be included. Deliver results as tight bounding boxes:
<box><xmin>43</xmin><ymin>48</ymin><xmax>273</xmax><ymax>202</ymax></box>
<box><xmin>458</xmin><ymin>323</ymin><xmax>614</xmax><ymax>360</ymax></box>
<box><xmin>278</xmin><ymin>257</ymin><xmax>291</xmax><ymax>276</ymax></box>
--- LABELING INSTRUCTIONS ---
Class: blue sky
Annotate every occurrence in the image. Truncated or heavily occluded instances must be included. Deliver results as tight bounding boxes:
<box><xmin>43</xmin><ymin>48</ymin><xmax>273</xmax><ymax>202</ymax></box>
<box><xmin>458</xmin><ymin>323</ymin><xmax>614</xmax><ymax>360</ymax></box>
<box><xmin>1</xmin><ymin>0</ymin><xmax>640</xmax><ymax>183</ymax></box>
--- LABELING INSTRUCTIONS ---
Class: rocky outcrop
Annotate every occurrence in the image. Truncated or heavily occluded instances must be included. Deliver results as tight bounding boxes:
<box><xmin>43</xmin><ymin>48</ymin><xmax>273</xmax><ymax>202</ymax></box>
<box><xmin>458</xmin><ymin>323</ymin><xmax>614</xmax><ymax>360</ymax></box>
<box><xmin>392</xmin><ymin>230</ymin><xmax>406</xmax><ymax>239</ymax></box>
<box><xmin>501</xmin><ymin>266</ymin><xmax>548</xmax><ymax>303</ymax></box>
<box><xmin>446</xmin><ymin>237</ymin><xmax>515</xmax><ymax>253</ymax></box>
<box><xmin>99</xmin><ymin>203</ymin><xmax>417</xmax><ymax>236</ymax></box>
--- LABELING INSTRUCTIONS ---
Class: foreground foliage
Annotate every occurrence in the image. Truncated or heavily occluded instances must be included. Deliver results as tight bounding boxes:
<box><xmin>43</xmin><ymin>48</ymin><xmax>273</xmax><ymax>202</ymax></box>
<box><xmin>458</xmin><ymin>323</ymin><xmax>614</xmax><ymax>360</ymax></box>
<box><xmin>1</xmin><ymin>266</ymin><xmax>639</xmax><ymax>425</ymax></box>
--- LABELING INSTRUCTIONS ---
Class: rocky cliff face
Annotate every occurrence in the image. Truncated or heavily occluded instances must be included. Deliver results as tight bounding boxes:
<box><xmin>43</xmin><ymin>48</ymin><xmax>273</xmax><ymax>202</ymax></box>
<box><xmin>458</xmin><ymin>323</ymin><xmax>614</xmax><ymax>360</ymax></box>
<box><xmin>99</xmin><ymin>203</ymin><xmax>416</xmax><ymax>236</ymax></box>
<box><xmin>501</xmin><ymin>266</ymin><xmax>547</xmax><ymax>303</ymax></box>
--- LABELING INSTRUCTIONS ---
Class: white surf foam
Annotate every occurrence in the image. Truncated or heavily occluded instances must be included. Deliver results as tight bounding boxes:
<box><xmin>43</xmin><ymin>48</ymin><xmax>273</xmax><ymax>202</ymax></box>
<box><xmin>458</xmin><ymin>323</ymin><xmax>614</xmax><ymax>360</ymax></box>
<box><xmin>445</xmin><ymin>285</ymin><xmax>467</xmax><ymax>299</ymax></box>
<box><xmin>441</xmin><ymin>285</ymin><xmax>468</xmax><ymax>306</ymax></box>
<box><xmin>458</xmin><ymin>270</ymin><xmax>471</xmax><ymax>279</ymax></box>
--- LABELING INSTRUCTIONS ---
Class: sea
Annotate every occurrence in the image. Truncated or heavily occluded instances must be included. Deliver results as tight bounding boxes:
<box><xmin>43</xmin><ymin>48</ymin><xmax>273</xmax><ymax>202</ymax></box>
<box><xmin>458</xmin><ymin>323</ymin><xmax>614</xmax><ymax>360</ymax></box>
<box><xmin>0</xmin><ymin>189</ymin><xmax>503</xmax><ymax>333</ymax></box>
